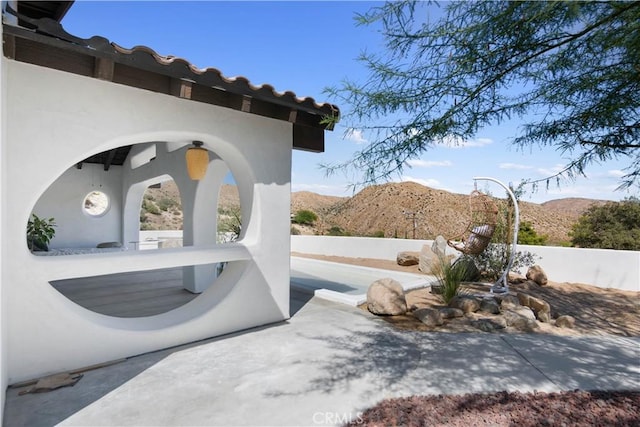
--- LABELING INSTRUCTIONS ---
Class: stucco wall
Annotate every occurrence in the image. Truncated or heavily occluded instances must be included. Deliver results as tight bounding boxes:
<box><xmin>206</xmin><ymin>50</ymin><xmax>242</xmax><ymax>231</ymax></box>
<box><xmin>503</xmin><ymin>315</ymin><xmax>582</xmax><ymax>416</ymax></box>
<box><xmin>0</xmin><ymin>16</ymin><xmax>7</xmax><ymax>423</ymax></box>
<box><xmin>291</xmin><ymin>236</ymin><xmax>640</xmax><ymax>292</ymax></box>
<box><xmin>3</xmin><ymin>59</ymin><xmax>293</xmax><ymax>383</ymax></box>
<box><xmin>32</xmin><ymin>163</ymin><xmax>124</xmax><ymax>248</ymax></box>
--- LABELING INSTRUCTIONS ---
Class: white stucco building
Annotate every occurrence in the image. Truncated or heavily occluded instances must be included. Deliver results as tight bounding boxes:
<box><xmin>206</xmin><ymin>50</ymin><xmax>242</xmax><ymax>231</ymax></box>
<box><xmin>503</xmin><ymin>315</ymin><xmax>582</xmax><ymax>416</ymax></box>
<box><xmin>0</xmin><ymin>1</ymin><xmax>338</xmax><ymax>421</ymax></box>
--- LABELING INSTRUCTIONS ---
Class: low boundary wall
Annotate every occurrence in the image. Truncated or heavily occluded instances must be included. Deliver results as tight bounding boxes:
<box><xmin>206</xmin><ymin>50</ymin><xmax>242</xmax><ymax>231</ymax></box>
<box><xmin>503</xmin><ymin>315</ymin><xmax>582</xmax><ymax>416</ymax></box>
<box><xmin>291</xmin><ymin>236</ymin><xmax>640</xmax><ymax>292</ymax></box>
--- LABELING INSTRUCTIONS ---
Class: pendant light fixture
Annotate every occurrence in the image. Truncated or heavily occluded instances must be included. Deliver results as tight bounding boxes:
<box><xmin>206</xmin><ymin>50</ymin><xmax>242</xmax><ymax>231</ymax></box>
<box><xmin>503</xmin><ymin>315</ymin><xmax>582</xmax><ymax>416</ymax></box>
<box><xmin>185</xmin><ymin>141</ymin><xmax>208</xmax><ymax>180</ymax></box>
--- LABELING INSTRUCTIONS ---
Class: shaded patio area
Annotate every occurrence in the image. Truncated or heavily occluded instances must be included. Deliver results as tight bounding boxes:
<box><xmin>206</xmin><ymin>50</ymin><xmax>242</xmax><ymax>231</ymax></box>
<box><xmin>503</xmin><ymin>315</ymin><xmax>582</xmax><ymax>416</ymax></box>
<box><xmin>50</xmin><ymin>267</ymin><xmax>198</xmax><ymax>318</ymax></box>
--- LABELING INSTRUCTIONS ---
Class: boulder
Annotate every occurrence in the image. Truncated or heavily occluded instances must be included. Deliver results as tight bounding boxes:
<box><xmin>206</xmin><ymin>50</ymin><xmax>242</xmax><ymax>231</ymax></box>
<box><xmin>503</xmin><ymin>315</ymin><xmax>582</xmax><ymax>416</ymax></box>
<box><xmin>432</xmin><ymin>235</ymin><xmax>448</xmax><ymax>258</ymax></box>
<box><xmin>517</xmin><ymin>293</ymin><xmax>551</xmax><ymax>321</ymax></box>
<box><xmin>367</xmin><ymin>278</ymin><xmax>407</xmax><ymax>316</ymax></box>
<box><xmin>556</xmin><ymin>315</ymin><xmax>576</xmax><ymax>329</ymax></box>
<box><xmin>418</xmin><ymin>245</ymin><xmax>438</xmax><ymax>274</ymax></box>
<box><xmin>527</xmin><ymin>265</ymin><xmax>548</xmax><ymax>286</ymax></box>
<box><xmin>503</xmin><ymin>308</ymin><xmax>539</xmax><ymax>332</ymax></box>
<box><xmin>508</xmin><ymin>271</ymin><xmax>527</xmax><ymax>284</ymax></box>
<box><xmin>439</xmin><ymin>307</ymin><xmax>464</xmax><ymax>319</ymax></box>
<box><xmin>397</xmin><ymin>251</ymin><xmax>419</xmax><ymax>266</ymax></box>
<box><xmin>472</xmin><ymin>318</ymin><xmax>506</xmax><ymax>332</ymax></box>
<box><xmin>479</xmin><ymin>298</ymin><xmax>500</xmax><ymax>314</ymax></box>
<box><xmin>449</xmin><ymin>295</ymin><xmax>480</xmax><ymax>313</ymax></box>
<box><xmin>413</xmin><ymin>308</ymin><xmax>443</xmax><ymax>326</ymax></box>
<box><xmin>452</xmin><ymin>257</ymin><xmax>481</xmax><ymax>281</ymax></box>
<box><xmin>499</xmin><ymin>294</ymin><xmax>521</xmax><ymax>310</ymax></box>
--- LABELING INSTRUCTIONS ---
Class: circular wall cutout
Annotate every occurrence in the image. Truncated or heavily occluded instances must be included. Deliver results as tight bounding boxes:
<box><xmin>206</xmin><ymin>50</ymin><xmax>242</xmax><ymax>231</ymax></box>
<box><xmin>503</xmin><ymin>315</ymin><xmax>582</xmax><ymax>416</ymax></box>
<box><xmin>83</xmin><ymin>191</ymin><xmax>110</xmax><ymax>217</ymax></box>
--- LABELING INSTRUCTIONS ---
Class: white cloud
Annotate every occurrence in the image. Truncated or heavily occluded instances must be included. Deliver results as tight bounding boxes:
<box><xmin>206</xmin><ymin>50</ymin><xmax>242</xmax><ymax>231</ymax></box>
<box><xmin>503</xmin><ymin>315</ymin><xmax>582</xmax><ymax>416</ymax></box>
<box><xmin>536</xmin><ymin>164</ymin><xmax>566</xmax><ymax>177</ymax></box>
<box><xmin>499</xmin><ymin>163</ymin><xmax>532</xmax><ymax>170</ymax></box>
<box><xmin>406</xmin><ymin>159</ymin><xmax>453</xmax><ymax>168</ymax></box>
<box><xmin>607</xmin><ymin>169</ymin><xmax>626</xmax><ymax>178</ymax></box>
<box><xmin>344</xmin><ymin>128</ymin><xmax>367</xmax><ymax>144</ymax></box>
<box><xmin>440</xmin><ymin>135</ymin><xmax>493</xmax><ymax>149</ymax></box>
<box><xmin>399</xmin><ymin>175</ymin><xmax>442</xmax><ymax>188</ymax></box>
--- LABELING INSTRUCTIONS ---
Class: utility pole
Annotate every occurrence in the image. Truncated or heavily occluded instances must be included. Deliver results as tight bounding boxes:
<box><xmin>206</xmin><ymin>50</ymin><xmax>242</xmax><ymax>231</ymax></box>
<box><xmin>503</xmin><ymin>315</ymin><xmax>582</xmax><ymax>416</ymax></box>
<box><xmin>402</xmin><ymin>210</ymin><xmax>421</xmax><ymax>239</ymax></box>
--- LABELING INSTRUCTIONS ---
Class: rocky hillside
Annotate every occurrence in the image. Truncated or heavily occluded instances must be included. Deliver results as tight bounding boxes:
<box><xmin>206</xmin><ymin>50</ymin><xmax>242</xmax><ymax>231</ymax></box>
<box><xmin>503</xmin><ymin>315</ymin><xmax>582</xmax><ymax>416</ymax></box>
<box><xmin>140</xmin><ymin>180</ymin><xmax>609</xmax><ymax>245</ymax></box>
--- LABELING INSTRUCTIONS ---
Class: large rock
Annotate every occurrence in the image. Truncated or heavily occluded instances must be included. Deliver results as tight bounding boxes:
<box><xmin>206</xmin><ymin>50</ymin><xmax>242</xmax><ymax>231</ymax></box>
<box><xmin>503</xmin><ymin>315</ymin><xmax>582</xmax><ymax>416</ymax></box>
<box><xmin>397</xmin><ymin>251</ymin><xmax>419</xmax><ymax>266</ymax></box>
<box><xmin>449</xmin><ymin>295</ymin><xmax>480</xmax><ymax>313</ymax></box>
<box><xmin>480</xmin><ymin>298</ymin><xmax>500</xmax><ymax>314</ymax></box>
<box><xmin>499</xmin><ymin>294</ymin><xmax>521</xmax><ymax>310</ymax></box>
<box><xmin>556</xmin><ymin>315</ymin><xmax>576</xmax><ymax>329</ymax></box>
<box><xmin>439</xmin><ymin>307</ymin><xmax>464</xmax><ymax>319</ymax></box>
<box><xmin>517</xmin><ymin>293</ymin><xmax>551</xmax><ymax>322</ymax></box>
<box><xmin>452</xmin><ymin>256</ymin><xmax>481</xmax><ymax>281</ymax></box>
<box><xmin>413</xmin><ymin>308</ymin><xmax>443</xmax><ymax>326</ymax></box>
<box><xmin>367</xmin><ymin>278</ymin><xmax>407</xmax><ymax>315</ymax></box>
<box><xmin>432</xmin><ymin>235</ymin><xmax>448</xmax><ymax>258</ymax></box>
<box><xmin>508</xmin><ymin>271</ymin><xmax>527</xmax><ymax>284</ymax></box>
<box><xmin>527</xmin><ymin>265</ymin><xmax>548</xmax><ymax>286</ymax></box>
<box><xmin>503</xmin><ymin>308</ymin><xmax>539</xmax><ymax>332</ymax></box>
<box><xmin>418</xmin><ymin>245</ymin><xmax>438</xmax><ymax>274</ymax></box>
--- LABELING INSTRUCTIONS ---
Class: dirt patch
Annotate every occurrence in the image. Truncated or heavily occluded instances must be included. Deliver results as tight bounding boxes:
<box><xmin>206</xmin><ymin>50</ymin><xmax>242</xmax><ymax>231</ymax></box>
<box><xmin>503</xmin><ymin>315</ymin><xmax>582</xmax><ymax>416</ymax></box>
<box><xmin>348</xmin><ymin>390</ymin><xmax>640</xmax><ymax>427</ymax></box>
<box><xmin>292</xmin><ymin>252</ymin><xmax>640</xmax><ymax>337</ymax></box>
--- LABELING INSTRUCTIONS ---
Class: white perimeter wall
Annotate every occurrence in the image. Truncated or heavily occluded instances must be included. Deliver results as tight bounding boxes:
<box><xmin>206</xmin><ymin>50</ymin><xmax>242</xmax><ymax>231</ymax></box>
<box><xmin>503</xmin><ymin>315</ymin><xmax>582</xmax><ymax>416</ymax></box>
<box><xmin>291</xmin><ymin>236</ymin><xmax>640</xmax><ymax>292</ymax></box>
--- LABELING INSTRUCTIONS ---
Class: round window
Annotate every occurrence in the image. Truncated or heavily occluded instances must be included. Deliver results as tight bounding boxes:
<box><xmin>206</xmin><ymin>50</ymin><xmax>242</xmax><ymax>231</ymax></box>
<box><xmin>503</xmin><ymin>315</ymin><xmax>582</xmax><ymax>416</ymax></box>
<box><xmin>83</xmin><ymin>191</ymin><xmax>110</xmax><ymax>217</ymax></box>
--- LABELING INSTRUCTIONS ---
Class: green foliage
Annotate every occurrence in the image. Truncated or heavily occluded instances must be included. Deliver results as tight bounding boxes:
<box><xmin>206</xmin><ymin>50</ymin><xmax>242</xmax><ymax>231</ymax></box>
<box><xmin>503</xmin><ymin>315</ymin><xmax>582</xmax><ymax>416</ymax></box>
<box><xmin>27</xmin><ymin>214</ymin><xmax>56</xmax><ymax>251</ymax></box>
<box><xmin>142</xmin><ymin>199</ymin><xmax>161</xmax><ymax>215</ymax></box>
<box><xmin>518</xmin><ymin>221</ymin><xmax>547</xmax><ymax>246</ymax></box>
<box><xmin>290</xmin><ymin>226</ymin><xmax>301</xmax><ymax>235</ymax></box>
<box><xmin>327</xmin><ymin>226</ymin><xmax>350</xmax><ymax>236</ymax></box>
<box><xmin>218</xmin><ymin>206</ymin><xmax>242</xmax><ymax>243</ymax></box>
<box><xmin>371</xmin><ymin>230</ymin><xmax>385</xmax><ymax>238</ymax></box>
<box><xmin>570</xmin><ymin>198</ymin><xmax>640</xmax><ymax>250</ymax></box>
<box><xmin>432</xmin><ymin>256</ymin><xmax>470</xmax><ymax>304</ymax></box>
<box><xmin>157</xmin><ymin>197</ymin><xmax>178</xmax><ymax>212</ymax></box>
<box><xmin>324</xmin><ymin>1</ymin><xmax>640</xmax><ymax>190</ymax></box>
<box><xmin>293</xmin><ymin>210</ymin><xmax>318</xmax><ymax>225</ymax></box>
<box><xmin>473</xmin><ymin>244</ymin><xmax>538</xmax><ymax>282</ymax></box>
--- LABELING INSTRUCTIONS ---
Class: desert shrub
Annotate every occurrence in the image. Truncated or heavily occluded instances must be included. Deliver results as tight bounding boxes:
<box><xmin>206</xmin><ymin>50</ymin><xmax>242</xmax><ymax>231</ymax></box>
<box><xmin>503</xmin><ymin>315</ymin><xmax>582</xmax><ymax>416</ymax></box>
<box><xmin>327</xmin><ymin>226</ymin><xmax>350</xmax><ymax>236</ymax></box>
<box><xmin>291</xmin><ymin>226</ymin><xmax>301</xmax><ymax>235</ymax></box>
<box><xmin>371</xmin><ymin>230</ymin><xmax>385</xmax><ymax>238</ymax></box>
<box><xmin>142</xmin><ymin>199</ymin><xmax>161</xmax><ymax>215</ymax></box>
<box><xmin>293</xmin><ymin>209</ymin><xmax>318</xmax><ymax>225</ymax></box>
<box><xmin>433</xmin><ymin>256</ymin><xmax>472</xmax><ymax>304</ymax></box>
<box><xmin>570</xmin><ymin>197</ymin><xmax>640</xmax><ymax>250</ymax></box>
<box><xmin>518</xmin><ymin>221</ymin><xmax>547</xmax><ymax>245</ymax></box>
<box><xmin>218</xmin><ymin>206</ymin><xmax>242</xmax><ymax>242</ymax></box>
<box><xmin>473</xmin><ymin>243</ymin><xmax>538</xmax><ymax>281</ymax></box>
<box><xmin>157</xmin><ymin>197</ymin><xmax>178</xmax><ymax>211</ymax></box>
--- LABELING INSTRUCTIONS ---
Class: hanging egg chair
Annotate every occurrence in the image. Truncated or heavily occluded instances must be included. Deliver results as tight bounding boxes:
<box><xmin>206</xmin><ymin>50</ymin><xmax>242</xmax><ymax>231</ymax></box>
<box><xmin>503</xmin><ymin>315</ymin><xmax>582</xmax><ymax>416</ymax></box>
<box><xmin>447</xmin><ymin>189</ymin><xmax>498</xmax><ymax>255</ymax></box>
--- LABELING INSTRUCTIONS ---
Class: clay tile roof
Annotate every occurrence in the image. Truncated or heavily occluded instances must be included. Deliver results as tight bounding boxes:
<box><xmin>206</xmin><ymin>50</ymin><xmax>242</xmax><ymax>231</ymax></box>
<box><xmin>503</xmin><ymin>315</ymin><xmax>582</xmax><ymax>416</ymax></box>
<box><xmin>2</xmin><ymin>6</ymin><xmax>340</xmax><ymax>152</ymax></box>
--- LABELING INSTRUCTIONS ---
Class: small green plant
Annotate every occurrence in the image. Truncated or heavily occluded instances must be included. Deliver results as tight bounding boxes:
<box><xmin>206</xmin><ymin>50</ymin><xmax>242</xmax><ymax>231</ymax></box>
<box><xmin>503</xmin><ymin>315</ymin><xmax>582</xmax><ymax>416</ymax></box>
<box><xmin>293</xmin><ymin>210</ymin><xmax>318</xmax><ymax>225</ymax></box>
<box><xmin>518</xmin><ymin>221</ymin><xmax>547</xmax><ymax>245</ymax></box>
<box><xmin>432</xmin><ymin>256</ymin><xmax>471</xmax><ymax>304</ymax></box>
<box><xmin>142</xmin><ymin>199</ymin><xmax>161</xmax><ymax>215</ymax></box>
<box><xmin>371</xmin><ymin>230</ymin><xmax>385</xmax><ymax>238</ymax></box>
<box><xmin>27</xmin><ymin>214</ymin><xmax>56</xmax><ymax>251</ymax></box>
<box><xmin>473</xmin><ymin>243</ymin><xmax>538</xmax><ymax>281</ymax></box>
<box><xmin>290</xmin><ymin>226</ymin><xmax>301</xmax><ymax>235</ymax></box>
<box><xmin>157</xmin><ymin>197</ymin><xmax>178</xmax><ymax>212</ymax></box>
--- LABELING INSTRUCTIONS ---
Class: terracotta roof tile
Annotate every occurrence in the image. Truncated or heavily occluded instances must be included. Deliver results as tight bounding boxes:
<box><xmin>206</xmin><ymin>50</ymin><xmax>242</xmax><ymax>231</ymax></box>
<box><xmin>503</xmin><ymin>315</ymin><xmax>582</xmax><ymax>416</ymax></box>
<box><xmin>3</xmin><ymin>7</ymin><xmax>340</xmax><ymax>128</ymax></box>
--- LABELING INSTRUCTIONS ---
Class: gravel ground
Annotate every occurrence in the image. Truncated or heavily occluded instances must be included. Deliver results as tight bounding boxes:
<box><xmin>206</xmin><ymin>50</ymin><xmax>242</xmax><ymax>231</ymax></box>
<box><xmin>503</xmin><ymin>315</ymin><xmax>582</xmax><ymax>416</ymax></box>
<box><xmin>348</xmin><ymin>390</ymin><xmax>640</xmax><ymax>427</ymax></box>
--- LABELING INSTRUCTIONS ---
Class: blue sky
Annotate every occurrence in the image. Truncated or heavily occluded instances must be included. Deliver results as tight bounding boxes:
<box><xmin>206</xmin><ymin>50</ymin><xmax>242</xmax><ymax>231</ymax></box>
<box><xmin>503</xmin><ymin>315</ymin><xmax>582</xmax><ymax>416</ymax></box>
<box><xmin>62</xmin><ymin>1</ymin><xmax>636</xmax><ymax>204</ymax></box>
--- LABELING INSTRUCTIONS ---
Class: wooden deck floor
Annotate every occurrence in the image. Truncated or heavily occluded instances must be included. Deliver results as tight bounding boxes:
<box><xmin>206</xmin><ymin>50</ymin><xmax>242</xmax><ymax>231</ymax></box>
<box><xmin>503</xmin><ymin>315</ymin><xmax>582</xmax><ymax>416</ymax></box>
<box><xmin>51</xmin><ymin>267</ymin><xmax>198</xmax><ymax>318</ymax></box>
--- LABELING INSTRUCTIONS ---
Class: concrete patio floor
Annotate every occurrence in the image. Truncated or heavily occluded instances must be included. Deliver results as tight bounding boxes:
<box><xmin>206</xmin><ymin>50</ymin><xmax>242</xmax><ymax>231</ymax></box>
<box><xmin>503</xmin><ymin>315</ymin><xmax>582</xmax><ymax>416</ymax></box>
<box><xmin>4</xmin><ymin>288</ymin><xmax>640</xmax><ymax>427</ymax></box>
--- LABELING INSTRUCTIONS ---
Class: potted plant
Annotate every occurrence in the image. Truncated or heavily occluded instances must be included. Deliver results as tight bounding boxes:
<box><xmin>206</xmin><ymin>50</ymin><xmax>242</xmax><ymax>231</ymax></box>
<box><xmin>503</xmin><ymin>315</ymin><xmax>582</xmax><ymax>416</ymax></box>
<box><xmin>27</xmin><ymin>214</ymin><xmax>56</xmax><ymax>252</ymax></box>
